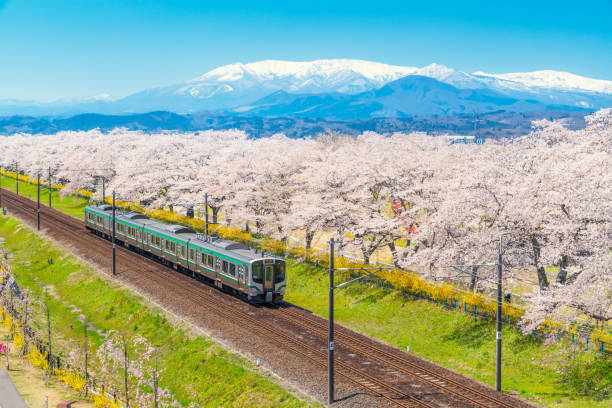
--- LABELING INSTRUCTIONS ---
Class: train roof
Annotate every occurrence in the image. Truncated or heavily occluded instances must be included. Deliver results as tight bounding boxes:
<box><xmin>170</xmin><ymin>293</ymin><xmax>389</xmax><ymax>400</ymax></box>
<box><xmin>85</xmin><ymin>204</ymin><xmax>280</xmax><ymax>263</ymax></box>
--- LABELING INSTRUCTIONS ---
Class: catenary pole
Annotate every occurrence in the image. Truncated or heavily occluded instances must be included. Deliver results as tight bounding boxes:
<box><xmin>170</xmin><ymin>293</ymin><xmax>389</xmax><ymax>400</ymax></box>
<box><xmin>37</xmin><ymin>174</ymin><xmax>40</xmax><ymax>230</ymax></box>
<box><xmin>328</xmin><ymin>239</ymin><xmax>335</xmax><ymax>405</ymax></box>
<box><xmin>84</xmin><ymin>317</ymin><xmax>88</xmax><ymax>396</ymax></box>
<box><xmin>48</xmin><ymin>167</ymin><xmax>52</xmax><ymax>208</ymax></box>
<box><xmin>154</xmin><ymin>350</ymin><xmax>159</xmax><ymax>408</ymax></box>
<box><xmin>102</xmin><ymin>178</ymin><xmax>105</xmax><ymax>204</ymax></box>
<box><xmin>496</xmin><ymin>237</ymin><xmax>503</xmax><ymax>392</ymax></box>
<box><xmin>15</xmin><ymin>163</ymin><xmax>18</xmax><ymax>195</ymax></box>
<box><xmin>205</xmin><ymin>193</ymin><xmax>209</xmax><ymax>239</ymax></box>
<box><xmin>46</xmin><ymin>298</ymin><xmax>52</xmax><ymax>369</ymax></box>
<box><xmin>124</xmin><ymin>338</ymin><xmax>129</xmax><ymax>408</ymax></box>
<box><xmin>112</xmin><ymin>191</ymin><xmax>116</xmax><ymax>276</ymax></box>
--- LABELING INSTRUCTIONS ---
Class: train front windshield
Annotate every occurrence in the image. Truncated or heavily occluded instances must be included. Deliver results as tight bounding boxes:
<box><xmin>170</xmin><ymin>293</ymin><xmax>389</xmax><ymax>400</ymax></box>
<box><xmin>274</xmin><ymin>261</ymin><xmax>285</xmax><ymax>283</ymax></box>
<box><xmin>252</xmin><ymin>260</ymin><xmax>285</xmax><ymax>285</ymax></box>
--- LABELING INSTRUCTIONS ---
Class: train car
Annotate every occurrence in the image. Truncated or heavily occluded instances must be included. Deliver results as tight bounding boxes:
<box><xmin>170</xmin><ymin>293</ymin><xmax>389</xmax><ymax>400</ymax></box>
<box><xmin>84</xmin><ymin>204</ymin><xmax>286</xmax><ymax>304</ymax></box>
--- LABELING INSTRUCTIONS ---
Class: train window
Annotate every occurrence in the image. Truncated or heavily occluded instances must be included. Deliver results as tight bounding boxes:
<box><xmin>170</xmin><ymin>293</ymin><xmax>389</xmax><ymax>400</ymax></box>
<box><xmin>201</xmin><ymin>252</ymin><xmax>206</xmax><ymax>263</ymax></box>
<box><xmin>229</xmin><ymin>263</ymin><xmax>236</xmax><ymax>277</ymax></box>
<box><xmin>171</xmin><ymin>242</ymin><xmax>175</xmax><ymax>252</ymax></box>
<box><xmin>252</xmin><ymin>261</ymin><xmax>263</xmax><ymax>284</ymax></box>
<box><xmin>165</xmin><ymin>240</ymin><xmax>169</xmax><ymax>250</ymax></box>
<box><xmin>222</xmin><ymin>260</ymin><xmax>229</xmax><ymax>274</ymax></box>
<box><xmin>274</xmin><ymin>262</ymin><xmax>286</xmax><ymax>283</ymax></box>
<box><xmin>207</xmin><ymin>255</ymin><xmax>214</xmax><ymax>268</ymax></box>
<box><xmin>190</xmin><ymin>249</ymin><xmax>194</xmax><ymax>260</ymax></box>
<box><xmin>156</xmin><ymin>236</ymin><xmax>160</xmax><ymax>246</ymax></box>
<box><xmin>181</xmin><ymin>246</ymin><xmax>185</xmax><ymax>257</ymax></box>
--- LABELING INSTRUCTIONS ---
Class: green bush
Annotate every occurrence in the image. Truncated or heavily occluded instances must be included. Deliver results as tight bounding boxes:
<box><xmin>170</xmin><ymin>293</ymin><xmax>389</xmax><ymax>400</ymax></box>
<box><xmin>562</xmin><ymin>354</ymin><xmax>612</xmax><ymax>400</ymax></box>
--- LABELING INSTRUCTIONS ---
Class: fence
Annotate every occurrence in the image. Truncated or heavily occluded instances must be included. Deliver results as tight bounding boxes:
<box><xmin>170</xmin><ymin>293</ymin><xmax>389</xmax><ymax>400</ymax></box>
<box><xmin>0</xmin><ymin>269</ymin><xmax>137</xmax><ymax>408</ymax></box>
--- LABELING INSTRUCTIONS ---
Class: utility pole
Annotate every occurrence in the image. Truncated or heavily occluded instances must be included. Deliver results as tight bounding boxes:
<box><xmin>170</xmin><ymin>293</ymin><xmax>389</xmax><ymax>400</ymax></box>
<box><xmin>37</xmin><ymin>174</ymin><xmax>40</xmax><ymax>231</ymax></box>
<box><xmin>112</xmin><ymin>191</ymin><xmax>116</xmax><ymax>276</ymax></box>
<box><xmin>46</xmin><ymin>299</ymin><xmax>52</xmax><ymax>370</ymax></box>
<box><xmin>84</xmin><ymin>318</ymin><xmax>88</xmax><ymax>396</ymax></box>
<box><xmin>153</xmin><ymin>350</ymin><xmax>159</xmax><ymax>408</ymax></box>
<box><xmin>102</xmin><ymin>178</ymin><xmax>105</xmax><ymax>204</ymax></box>
<box><xmin>15</xmin><ymin>163</ymin><xmax>18</xmax><ymax>195</ymax></box>
<box><xmin>326</xmin><ymin>249</ymin><xmax>393</xmax><ymax>406</ymax></box>
<box><xmin>124</xmin><ymin>338</ymin><xmax>129</xmax><ymax>408</ymax></box>
<box><xmin>205</xmin><ymin>193</ymin><xmax>209</xmax><ymax>239</ymax></box>
<box><xmin>496</xmin><ymin>237</ymin><xmax>503</xmax><ymax>392</ymax></box>
<box><xmin>444</xmin><ymin>235</ymin><xmax>507</xmax><ymax>393</ymax></box>
<box><xmin>328</xmin><ymin>238</ymin><xmax>336</xmax><ymax>406</ymax></box>
<box><xmin>48</xmin><ymin>167</ymin><xmax>52</xmax><ymax>208</ymax></box>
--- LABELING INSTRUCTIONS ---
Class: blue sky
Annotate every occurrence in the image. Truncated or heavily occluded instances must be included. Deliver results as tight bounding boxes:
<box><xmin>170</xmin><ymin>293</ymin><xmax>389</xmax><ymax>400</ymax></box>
<box><xmin>1</xmin><ymin>0</ymin><xmax>611</xmax><ymax>101</ymax></box>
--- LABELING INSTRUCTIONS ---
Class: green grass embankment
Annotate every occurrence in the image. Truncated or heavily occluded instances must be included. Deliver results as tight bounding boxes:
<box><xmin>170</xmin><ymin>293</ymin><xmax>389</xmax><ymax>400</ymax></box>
<box><xmin>0</xmin><ymin>216</ymin><xmax>312</xmax><ymax>407</ymax></box>
<box><xmin>1</xmin><ymin>175</ymin><xmax>89</xmax><ymax>217</ymax></box>
<box><xmin>285</xmin><ymin>262</ymin><xmax>611</xmax><ymax>408</ymax></box>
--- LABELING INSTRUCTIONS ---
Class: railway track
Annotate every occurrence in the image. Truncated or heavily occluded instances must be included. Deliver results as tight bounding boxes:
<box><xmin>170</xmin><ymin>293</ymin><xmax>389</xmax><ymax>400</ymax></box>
<box><xmin>1</xmin><ymin>191</ymin><xmax>432</xmax><ymax>407</ymax></box>
<box><xmin>1</xmin><ymin>189</ymin><xmax>529</xmax><ymax>408</ymax></box>
<box><xmin>269</xmin><ymin>306</ymin><xmax>514</xmax><ymax>408</ymax></box>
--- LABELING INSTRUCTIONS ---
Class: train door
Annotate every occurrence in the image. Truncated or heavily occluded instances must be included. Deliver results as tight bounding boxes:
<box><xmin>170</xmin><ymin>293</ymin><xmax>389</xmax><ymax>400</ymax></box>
<box><xmin>264</xmin><ymin>264</ymin><xmax>274</xmax><ymax>302</ymax></box>
<box><xmin>238</xmin><ymin>265</ymin><xmax>246</xmax><ymax>286</ymax></box>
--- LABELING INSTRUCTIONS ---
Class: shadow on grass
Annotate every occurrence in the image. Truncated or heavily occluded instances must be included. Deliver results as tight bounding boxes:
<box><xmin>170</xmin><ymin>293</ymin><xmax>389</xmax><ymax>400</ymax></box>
<box><xmin>441</xmin><ymin>320</ymin><xmax>492</xmax><ymax>349</ymax></box>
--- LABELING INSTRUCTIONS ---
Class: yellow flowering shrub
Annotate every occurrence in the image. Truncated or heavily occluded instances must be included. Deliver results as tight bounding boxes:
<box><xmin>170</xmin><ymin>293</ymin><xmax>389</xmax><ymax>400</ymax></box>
<box><xmin>55</xmin><ymin>368</ymin><xmax>86</xmax><ymax>392</ymax></box>
<box><xmin>27</xmin><ymin>344</ymin><xmax>49</xmax><ymax>371</ymax></box>
<box><xmin>92</xmin><ymin>393</ymin><xmax>124</xmax><ymax>408</ymax></box>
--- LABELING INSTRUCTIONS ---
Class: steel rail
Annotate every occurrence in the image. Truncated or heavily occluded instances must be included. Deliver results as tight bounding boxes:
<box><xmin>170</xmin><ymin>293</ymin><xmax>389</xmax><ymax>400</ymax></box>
<box><xmin>270</xmin><ymin>306</ymin><xmax>515</xmax><ymax>408</ymax></box>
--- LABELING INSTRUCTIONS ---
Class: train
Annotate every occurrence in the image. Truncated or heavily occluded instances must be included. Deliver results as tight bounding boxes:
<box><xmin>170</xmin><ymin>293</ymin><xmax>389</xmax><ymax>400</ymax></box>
<box><xmin>84</xmin><ymin>204</ymin><xmax>286</xmax><ymax>304</ymax></box>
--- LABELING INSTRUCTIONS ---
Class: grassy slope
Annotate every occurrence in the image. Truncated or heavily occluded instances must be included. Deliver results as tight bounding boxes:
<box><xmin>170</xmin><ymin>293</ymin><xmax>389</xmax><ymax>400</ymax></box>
<box><xmin>285</xmin><ymin>262</ymin><xmax>611</xmax><ymax>408</ymax></box>
<box><xmin>2</xmin><ymin>176</ymin><xmax>610</xmax><ymax>407</ymax></box>
<box><xmin>0</xmin><ymin>216</ymin><xmax>312</xmax><ymax>407</ymax></box>
<box><xmin>1</xmin><ymin>176</ymin><xmax>89</xmax><ymax>217</ymax></box>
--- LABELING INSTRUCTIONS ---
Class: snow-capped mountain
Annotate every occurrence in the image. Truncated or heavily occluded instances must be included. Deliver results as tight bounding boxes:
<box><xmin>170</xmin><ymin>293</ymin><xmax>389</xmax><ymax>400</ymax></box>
<box><xmin>1</xmin><ymin>59</ymin><xmax>611</xmax><ymax>117</ymax></box>
<box><xmin>474</xmin><ymin>70</ymin><xmax>612</xmax><ymax>94</ymax></box>
<box><xmin>117</xmin><ymin>59</ymin><xmax>420</xmax><ymax>112</ymax></box>
<box><xmin>116</xmin><ymin>59</ymin><xmax>612</xmax><ymax>113</ymax></box>
<box><xmin>189</xmin><ymin>59</ymin><xmax>418</xmax><ymax>93</ymax></box>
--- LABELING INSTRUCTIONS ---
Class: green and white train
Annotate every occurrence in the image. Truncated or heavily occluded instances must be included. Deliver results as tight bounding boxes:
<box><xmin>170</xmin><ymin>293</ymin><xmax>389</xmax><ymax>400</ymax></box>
<box><xmin>84</xmin><ymin>204</ymin><xmax>286</xmax><ymax>304</ymax></box>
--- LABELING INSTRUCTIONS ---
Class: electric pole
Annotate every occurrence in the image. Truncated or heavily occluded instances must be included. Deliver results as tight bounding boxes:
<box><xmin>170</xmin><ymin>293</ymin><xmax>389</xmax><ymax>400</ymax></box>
<box><xmin>15</xmin><ymin>163</ymin><xmax>18</xmax><ymax>195</ymax></box>
<box><xmin>112</xmin><ymin>191</ymin><xmax>116</xmax><ymax>276</ymax></box>
<box><xmin>328</xmin><ymin>238</ymin><xmax>335</xmax><ymax>405</ymax></box>
<box><xmin>84</xmin><ymin>318</ymin><xmax>88</xmax><ymax>396</ymax></box>
<box><xmin>48</xmin><ymin>167</ymin><xmax>52</xmax><ymax>208</ymax></box>
<box><xmin>37</xmin><ymin>174</ymin><xmax>40</xmax><ymax>231</ymax></box>
<box><xmin>496</xmin><ymin>237</ymin><xmax>503</xmax><ymax>392</ymax></box>
<box><xmin>102</xmin><ymin>178</ymin><xmax>105</xmax><ymax>204</ymax></box>
<box><xmin>124</xmin><ymin>338</ymin><xmax>129</xmax><ymax>408</ymax></box>
<box><xmin>46</xmin><ymin>299</ymin><xmax>52</xmax><ymax>369</ymax></box>
<box><xmin>205</xmin><ymin>193</ymin><xmax>209</xmax><ymax>239</ymax></box>
<box><xmin>154</xmin><ymin>350</ymin><xmax>159</xmax><ymax>408</ymax></box>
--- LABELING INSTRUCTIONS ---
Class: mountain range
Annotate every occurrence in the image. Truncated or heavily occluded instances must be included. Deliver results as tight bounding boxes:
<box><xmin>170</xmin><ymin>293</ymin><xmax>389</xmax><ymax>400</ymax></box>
<box><xmin>1</xmin><ymin>59</ymin><xmax>611</xmax><ymax>122</ymax></box>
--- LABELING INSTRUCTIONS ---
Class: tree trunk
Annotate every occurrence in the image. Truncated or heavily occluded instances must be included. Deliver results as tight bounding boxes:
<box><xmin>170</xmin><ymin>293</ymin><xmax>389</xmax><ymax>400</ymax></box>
<box><xmin>531</xmin><ymin>237</ymin><xmax>549</xmax><ymax>290</ymax></box>
<box><xmin>211</xmin><ymin>206</ymin><xmax>220</xmax><ymax>224</ymax></box>
<box><xmin>388</xmin><ymin>240</ymin><xmax>400</xmax><ymax>268</ymax></box>
<box><xmin>469</xmin><ymin>266</ymin><xmax>479</xmax><ymax>291</ymax></box>
<box><xmin>305</xmin><ymin>230</ymin><xmax>315</xmax><ymax>250</ymax></box>
<box><xmin>361</xmin><ymin>242</ymin><xmax>370</xmax><ymax>265</ymax></box>
<box><xmin>556</xmin><ymin>255</ymin><xmax>568</xmax><ymax>284</ymax></box>
<box><xmin>536</xmin><ymin>266</ymin><xmax>549</xmax><ymax>289</ymax></box>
